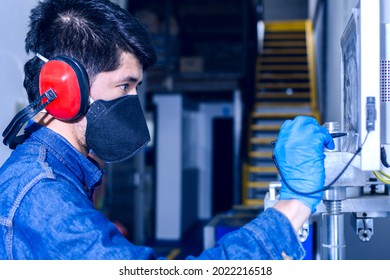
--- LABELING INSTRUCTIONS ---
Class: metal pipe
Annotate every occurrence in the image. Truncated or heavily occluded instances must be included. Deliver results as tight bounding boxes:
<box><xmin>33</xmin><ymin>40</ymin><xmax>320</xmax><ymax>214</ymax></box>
<box><xmin>321</xmin><ymin>200</ymin><xmax>346</xmax><ymax>260</ymax></box>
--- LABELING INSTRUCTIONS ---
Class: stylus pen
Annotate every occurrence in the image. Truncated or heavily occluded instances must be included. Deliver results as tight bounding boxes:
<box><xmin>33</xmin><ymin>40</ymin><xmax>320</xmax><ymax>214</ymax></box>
<box><xmin>330</xmin><ymin>132</ymin><xmax>347</xmax><ymax>138</ymax></box>
<box><xmin>271</xmin><ymin>132</ymin><xmax>347</xmax><ymax>147</ymax></box>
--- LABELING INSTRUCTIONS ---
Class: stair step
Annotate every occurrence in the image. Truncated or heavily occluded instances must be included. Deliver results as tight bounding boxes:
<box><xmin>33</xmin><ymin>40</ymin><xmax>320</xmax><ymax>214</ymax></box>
<box><xmin>255</xmin><ymin>102</ymin><xmax>311</xmax><ymax>108</ymax></box>
<box><xmin>257</xmin><ymin>73</ymin><xmax>309</xmax><ymax>80</ymax></box>
<box><xmin>257</xmin><ymin>82</ymin><xmax>310</xmax><ymax>89</ymax></box>
<box><xmin>249</xmin><ymin>151</ymin><xmax>273</xmax><ymax>158</ymax></box>
<box><xmin>265</xmin><ymin>33</ymin><xmax>306</xmax><ymax>40</ymax></box>
<box><xmin>251</xmin><ymin>130</ymin><xmax>279</xmax><ymax>136</ymax></box>
<box><xmin>250</xmin><ymin>124</ymin><xmax>282</xmax><ymax>131</ymax></box>
<box><xmin>242</xmin><ymin>199</ymin><xmax>265</xmax><ymax>206</ymax></box>
<box><xmin>250</xmin><ymin>137</ymin><xmax>276</xmax><ymax>144</ymax></box>
<box><xmin>254</xmin><ymin>107</ymin><xmax>311</xmax><ymax>115</ymax></box>
<box><xmin>263</xmin><ymin>41</ymin><xmax>306</xmax><ymax>47</ymax></box>
<box><xmin>260</xmin><ymin>56</ymin><xmax>307</xmax><ymax>63</ymax></box>
<box><xmin>232</xmin><ymin>204</ymin><xmax>263</xmax><ymax>211</ymax></box>
<box><xmin>256</xmin><ymin>92</ymin><xmax>310</xmax><ymax>99</ymax></box>
<box><xmin>258</xmin><ymin>65</ymin><xmax>308</xmax><ymax>71</ymax></box>
<box><xmin>263</xmin><ymin>48</ymin><xmax>307</xmax><ymax>55</ymax></box>
<box><xmin>248</xmin><ymin>166</ymin><xmax>278</xmax><ymax>173</ymax></box>
<box><xmin>246</xmin><ymin>181</ymin><xmax>271</xmax><ymax>188</ymax></box>
<box><xmin>252</xmin><ymin>112</ymin><xmax>313</xmax><ymax>118</ymax></box>
<box><xmin>254</xmin><ymin>103</ymin><xmax>312</xmax><ymax>114</ymax></box>
<box><xmin>248</xmin><ymin>143</ymin><xmax>275</xmax><ymax>149</ymax></box>
<box><xmin>250</xmin><ymin>155</ymin><xmax>274</xmax><ymax>162</ymax></box>
<box><xmin>265</xmin><ymin>20</ymin><xmax>306</xmax><ymax>31</ymax></box>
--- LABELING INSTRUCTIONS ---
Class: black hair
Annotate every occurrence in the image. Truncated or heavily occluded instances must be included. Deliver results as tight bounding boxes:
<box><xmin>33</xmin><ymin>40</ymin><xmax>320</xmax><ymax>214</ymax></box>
<box><xmin>24</xmin><ymin>0</ymin><xmax>157</xmax><ymax>102</ymax></box>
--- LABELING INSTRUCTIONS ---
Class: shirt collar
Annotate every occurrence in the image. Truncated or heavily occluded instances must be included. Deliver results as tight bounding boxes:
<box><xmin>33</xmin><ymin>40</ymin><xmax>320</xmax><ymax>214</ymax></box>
<box><xmin>24</xmin><ymin>122</ymin><xmax>103</xmax><ymax>194</ymax></box>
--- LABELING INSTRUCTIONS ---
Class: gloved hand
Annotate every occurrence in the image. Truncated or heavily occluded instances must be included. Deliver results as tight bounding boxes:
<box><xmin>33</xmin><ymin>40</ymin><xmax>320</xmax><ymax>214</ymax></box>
<box><xmin>273</xmin><ymin>116</ymin><xmax>335</xmax><ymax>213</ymax></box>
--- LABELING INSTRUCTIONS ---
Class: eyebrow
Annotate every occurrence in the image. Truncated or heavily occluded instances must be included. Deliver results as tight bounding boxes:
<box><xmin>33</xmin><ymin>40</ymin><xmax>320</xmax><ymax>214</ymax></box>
<box><xmin>117</xmin><ymin>76</ymin><xmax>142</xmax><ymax>85</ymax></box>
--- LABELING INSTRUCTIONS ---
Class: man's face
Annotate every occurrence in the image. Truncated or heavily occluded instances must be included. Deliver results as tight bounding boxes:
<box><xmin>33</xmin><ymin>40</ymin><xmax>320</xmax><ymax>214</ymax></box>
<box><xmin>90</xmin><ymin>52</ymin><xmax>143</xmax><ymax>101</ymax></box>
<box><xmin>73</xmin><ymin>52</ymin><xmax>143</xmax><ymax>151</ymax></box>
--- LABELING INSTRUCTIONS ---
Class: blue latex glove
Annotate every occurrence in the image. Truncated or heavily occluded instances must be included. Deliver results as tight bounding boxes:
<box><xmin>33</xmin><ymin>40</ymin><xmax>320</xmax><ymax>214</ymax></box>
<box><xmin>273</xmin><ymin>116</ymin><xmax>335</xmax><ymax>213</ymax></box>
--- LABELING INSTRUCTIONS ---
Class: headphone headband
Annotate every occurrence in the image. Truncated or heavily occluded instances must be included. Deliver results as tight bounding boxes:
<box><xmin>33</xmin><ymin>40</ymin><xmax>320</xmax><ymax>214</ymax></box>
<box><xmin>2</xmin><ymin>55</ymin><xmax>90</xmax><ymax>148</ymax></box>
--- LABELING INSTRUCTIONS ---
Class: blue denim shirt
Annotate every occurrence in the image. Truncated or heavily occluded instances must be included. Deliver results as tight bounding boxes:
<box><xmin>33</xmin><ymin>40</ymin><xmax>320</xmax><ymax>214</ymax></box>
<box><xmin>0</xmin><ymin>122</ymin><xmax>305</xmax><ymax>260</ymax></box>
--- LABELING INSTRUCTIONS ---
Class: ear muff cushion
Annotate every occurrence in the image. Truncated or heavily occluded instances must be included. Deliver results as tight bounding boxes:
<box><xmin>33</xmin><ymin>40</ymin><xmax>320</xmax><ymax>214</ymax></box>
<box><xmin>39</xmin><ymin>56</ymin><xmax>89</xmax><ymax>121</ymax></box>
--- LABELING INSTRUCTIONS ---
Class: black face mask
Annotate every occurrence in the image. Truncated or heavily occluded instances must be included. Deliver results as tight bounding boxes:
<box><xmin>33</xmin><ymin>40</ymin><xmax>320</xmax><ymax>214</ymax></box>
<box><xmin>85</xmin><ymin>95</ymin><xmax>150</xmax><ymax>163</ymax></box>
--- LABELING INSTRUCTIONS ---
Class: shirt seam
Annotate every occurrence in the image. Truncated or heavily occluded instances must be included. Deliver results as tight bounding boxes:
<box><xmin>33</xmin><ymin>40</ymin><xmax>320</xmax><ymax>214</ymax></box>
<box><xmin>5</xmin><ymin>159</ymin><xmax>55</xmax><ymax>260</ymax></box>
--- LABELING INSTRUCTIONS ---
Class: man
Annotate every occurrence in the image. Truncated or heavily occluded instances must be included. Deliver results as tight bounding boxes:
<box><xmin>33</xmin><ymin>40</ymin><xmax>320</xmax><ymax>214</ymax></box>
<box><xmin>0</xmin><ymin>0</ymin><xmax>334</xmax><ymax>259</ymax></box>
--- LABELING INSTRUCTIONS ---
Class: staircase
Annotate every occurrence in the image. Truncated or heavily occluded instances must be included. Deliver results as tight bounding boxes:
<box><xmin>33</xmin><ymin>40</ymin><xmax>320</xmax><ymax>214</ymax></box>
<box><xmin>241</xmin><ymin>20</ymin><xmax>321</xmax><ymax>207</ymax></box>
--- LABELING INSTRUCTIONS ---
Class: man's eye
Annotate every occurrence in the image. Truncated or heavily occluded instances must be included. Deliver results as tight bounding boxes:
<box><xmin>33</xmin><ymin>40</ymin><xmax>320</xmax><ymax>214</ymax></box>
<box><xmin>119</xmin><ymin>84</ymin><xmax>129</xmax><ymax>92</ymax></box>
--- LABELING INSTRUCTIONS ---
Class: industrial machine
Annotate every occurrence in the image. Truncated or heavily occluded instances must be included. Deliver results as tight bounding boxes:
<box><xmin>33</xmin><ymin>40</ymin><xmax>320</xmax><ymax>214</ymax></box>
<box><xmin>265</xmin><ymin>0</ymin><xmax>390</xmax><ymax>260</ymax></box>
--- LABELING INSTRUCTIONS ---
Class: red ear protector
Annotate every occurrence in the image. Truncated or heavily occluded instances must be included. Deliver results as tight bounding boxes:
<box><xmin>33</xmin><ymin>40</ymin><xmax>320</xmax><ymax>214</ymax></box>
<box><xmin>2</xmin><ymin>55</ymin><xmax>90</xmax><ymax>149</ymax></box>
<box><xmin>40</xmin><ymin>56</ymin><xmax>89</xmax><ymax>121</ymax></box>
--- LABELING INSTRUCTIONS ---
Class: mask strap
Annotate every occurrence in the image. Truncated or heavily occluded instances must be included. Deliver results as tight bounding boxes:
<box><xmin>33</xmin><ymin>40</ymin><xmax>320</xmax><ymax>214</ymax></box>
<box><xmin>89</xmin><ymin>97</ymin><xmax>95</xmax><ymax>105</ymax></box>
